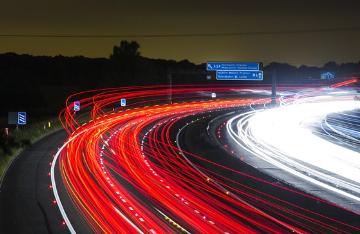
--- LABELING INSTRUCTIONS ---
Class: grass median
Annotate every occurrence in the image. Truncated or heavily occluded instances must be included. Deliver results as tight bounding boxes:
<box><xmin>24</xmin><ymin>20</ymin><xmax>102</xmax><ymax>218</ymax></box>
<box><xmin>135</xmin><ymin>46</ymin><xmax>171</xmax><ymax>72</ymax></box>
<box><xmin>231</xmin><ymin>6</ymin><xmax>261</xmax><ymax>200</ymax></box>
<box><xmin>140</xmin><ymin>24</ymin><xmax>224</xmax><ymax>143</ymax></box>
<box><xmin>0</xmin><ymin>118</ymin><xmax>63</xmax><ymax>180</ymax></box>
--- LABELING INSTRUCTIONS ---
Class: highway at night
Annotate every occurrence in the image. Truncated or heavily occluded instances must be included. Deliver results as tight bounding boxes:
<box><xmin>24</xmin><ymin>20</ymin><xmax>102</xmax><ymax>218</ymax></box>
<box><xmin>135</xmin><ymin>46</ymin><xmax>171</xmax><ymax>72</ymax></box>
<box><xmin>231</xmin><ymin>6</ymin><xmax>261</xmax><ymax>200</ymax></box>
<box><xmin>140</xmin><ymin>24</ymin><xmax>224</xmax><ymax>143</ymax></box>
<box><xmin>3</xmin><ymin>81</ymin><xmax>360</xmax><ymax>233</ymax></box>
<box><xmin>2</xmin><ymin>1</ymin><xmax>360</xmax><ymax>233</ymax></box>
<box><xmin>55</xmin><ymin>85</ymin><xmax>295</xmax><ymax>233</ymax></box>
<box><xmin>48</xmin><ymin>80</ymin><xmax>360</xmax><ymax>233</ymax></box>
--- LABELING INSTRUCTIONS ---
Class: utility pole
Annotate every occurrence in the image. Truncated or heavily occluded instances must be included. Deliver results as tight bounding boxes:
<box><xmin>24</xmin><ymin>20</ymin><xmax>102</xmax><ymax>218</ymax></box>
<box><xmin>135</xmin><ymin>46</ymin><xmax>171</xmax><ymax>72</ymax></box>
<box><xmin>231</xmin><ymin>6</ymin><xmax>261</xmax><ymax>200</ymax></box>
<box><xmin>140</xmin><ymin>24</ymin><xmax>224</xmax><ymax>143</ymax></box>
<box><xmin>271</xmin><ymin>69</ymin><xmax>277</xmax><ymax>105</ymax></box>
<box><xmin>167</xmin><ymin>68</ymin><xmax>173</xmax><ymax>105</ymax></box>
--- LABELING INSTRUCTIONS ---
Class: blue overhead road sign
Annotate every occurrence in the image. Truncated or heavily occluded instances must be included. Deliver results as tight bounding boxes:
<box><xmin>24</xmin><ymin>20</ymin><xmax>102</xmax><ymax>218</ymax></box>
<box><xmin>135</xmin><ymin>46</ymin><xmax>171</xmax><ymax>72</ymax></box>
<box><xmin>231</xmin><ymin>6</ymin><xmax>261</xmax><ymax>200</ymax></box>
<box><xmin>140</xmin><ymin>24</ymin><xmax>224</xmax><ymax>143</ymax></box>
<box><xmin>18</xmin><ymin>112</ymin><xmax>26</xmax><ymax>125</ymax></box>
<box><xmin>216</xmin><ymin>71</ymin><xmax>263</xmax><ymax>80</ymax></box>
<box><xmin>207</xmin><ymin>62</ymin><xmax>260</xmax><ymax>71</ymax></box>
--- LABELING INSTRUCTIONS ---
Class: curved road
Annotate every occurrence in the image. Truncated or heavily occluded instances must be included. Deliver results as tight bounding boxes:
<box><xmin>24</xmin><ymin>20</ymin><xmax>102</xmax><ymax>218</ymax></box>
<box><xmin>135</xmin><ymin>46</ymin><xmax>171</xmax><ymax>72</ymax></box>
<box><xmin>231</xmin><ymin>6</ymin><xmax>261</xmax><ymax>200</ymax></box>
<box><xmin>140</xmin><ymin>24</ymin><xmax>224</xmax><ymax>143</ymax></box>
<box><xmin>3</xmin><ymin>82</ymin><xmax>360</xmax><ymax>233</ymax></box>
<box><xmin>0</xmin><ymin>130</ymin><xmax>90</xmax><ymax>234</ymax></box>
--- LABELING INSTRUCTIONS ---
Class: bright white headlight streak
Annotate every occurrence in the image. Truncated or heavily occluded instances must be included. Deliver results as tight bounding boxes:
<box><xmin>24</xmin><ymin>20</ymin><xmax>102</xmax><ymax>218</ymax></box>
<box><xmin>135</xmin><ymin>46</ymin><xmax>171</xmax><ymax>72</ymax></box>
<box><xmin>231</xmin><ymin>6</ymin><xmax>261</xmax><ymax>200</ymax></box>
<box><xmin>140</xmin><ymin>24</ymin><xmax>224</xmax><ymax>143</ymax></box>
<box><xmin>51</xmin><ymin>120</ymin><xmax>145</xmax><ymax>234</ymax></box>
<box><xmin>51</xmin><ymin>137</ymin><xmax>76</xmax><ymax>234</ymax></box>
<box><xmin>227</xmin><ymin>100</ymin><xmax>360</xmax><ymax>202</ymax></box>
<box><xmin>112</xmin><ymin>206</ymin><xmax>145</xmax><ymax>234</ymax></box>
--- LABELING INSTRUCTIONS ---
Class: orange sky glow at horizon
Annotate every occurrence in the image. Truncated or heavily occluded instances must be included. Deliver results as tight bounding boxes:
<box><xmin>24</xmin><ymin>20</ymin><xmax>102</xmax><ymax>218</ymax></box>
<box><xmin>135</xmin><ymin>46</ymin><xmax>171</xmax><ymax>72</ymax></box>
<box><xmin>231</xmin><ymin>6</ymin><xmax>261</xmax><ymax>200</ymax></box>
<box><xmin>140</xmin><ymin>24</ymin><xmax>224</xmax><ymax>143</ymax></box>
<box><xmin>1</xmin><ymin>0</ymin><xmax>360</xmax><ymax>67</ymax></box>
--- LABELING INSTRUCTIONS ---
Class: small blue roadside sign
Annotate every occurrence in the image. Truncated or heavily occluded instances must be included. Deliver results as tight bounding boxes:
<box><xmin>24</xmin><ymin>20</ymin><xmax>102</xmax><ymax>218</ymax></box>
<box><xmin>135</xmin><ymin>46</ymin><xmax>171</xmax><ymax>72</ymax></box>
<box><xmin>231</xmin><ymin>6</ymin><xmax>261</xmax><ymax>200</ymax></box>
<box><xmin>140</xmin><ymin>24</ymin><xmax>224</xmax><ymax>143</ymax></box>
<box><xmin>207</xmin><ymin>62</ymin><xmax>260</xmax><ymax>71</ymax></box>
<box><xmin>216</xmin><ymin>70</ymin><xmax>263</xmax><ymax>80</ymax></box>
<box><xmin>18</xmin><ymin>112</ymin><xmax>26</xmax><ymax>125</ymax></box>
<box><xmin>121</xmin><ymin>98</ymin><xmax>126</xmax><ymax>107</ymax></box>
<box><xmin>321</xmin><ymin>72</ymin><xmax>335</xmax><ymax>80</ymax></box>
<box><xmin>74</xmin><ymin>101</ymin><xmax>80</xmax><ymax>111</ymax></box>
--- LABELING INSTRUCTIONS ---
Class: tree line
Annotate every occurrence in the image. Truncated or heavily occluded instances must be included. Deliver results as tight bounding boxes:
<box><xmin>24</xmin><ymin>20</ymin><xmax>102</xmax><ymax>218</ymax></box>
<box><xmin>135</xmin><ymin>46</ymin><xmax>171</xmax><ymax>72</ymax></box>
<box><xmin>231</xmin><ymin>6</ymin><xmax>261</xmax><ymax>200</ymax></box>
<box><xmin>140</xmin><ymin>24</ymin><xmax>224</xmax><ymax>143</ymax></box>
<box><xmin>1</xmin><ymin>40</ymin><xmax>360</xmax><ymax>117</ymax></box>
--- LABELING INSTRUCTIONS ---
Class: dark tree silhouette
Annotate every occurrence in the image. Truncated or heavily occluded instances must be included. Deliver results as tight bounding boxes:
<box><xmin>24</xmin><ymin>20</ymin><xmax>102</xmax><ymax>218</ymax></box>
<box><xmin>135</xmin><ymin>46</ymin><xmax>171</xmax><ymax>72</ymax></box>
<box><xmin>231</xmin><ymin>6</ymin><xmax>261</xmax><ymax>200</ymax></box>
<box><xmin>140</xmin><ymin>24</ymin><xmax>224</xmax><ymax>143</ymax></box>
<box><xmin>110</xmin><ymin>40</ymin><xmax>141</xmax><ymax>60</ymax></box>
<box><xmin>323</xmin><ymin>61</ymin><xmax>338</xmax><ymax>71</ymax></box>
<box><xmin>2</xmin><ymin>44</ymin><xmax>360</xmax><ymax>117</ymax></box>
<box><xmin>105</xmin><ymin>40</ymin><xmax>161</xmax><ymax>87</ymax></box>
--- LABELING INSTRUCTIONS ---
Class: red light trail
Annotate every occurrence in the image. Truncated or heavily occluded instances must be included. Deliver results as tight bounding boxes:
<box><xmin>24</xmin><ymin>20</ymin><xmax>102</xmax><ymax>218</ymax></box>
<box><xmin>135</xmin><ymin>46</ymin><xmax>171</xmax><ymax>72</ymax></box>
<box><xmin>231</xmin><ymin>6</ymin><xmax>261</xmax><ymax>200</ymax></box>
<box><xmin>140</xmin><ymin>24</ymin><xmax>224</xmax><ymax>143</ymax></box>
<box><xmin>51</xmin><ymin>83</ymin><xmax>360</xmax><ymax>233</ymax></box>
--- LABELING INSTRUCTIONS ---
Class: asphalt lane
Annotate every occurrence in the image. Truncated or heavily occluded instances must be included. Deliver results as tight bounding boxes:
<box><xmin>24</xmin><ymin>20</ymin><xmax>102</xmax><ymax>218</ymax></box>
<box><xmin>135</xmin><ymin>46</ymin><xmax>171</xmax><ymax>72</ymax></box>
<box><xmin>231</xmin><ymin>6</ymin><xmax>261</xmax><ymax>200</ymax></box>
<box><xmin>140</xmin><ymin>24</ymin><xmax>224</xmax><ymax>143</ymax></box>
<box><xmin>0</xmin><ymin>130</ymin><xmax>70</xmax><ymax>234</ymax></box>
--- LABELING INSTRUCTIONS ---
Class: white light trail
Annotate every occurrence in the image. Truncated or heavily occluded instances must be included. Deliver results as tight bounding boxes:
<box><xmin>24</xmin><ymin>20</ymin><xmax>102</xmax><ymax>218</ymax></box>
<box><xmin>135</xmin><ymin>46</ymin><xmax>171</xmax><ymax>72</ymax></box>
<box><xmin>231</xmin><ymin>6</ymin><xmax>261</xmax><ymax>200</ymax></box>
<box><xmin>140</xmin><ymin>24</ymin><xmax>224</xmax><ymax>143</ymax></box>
<box><xmin>227</xmin><ymin>99</ymin><xmax>360</xmax><ymax>202</ymax></box>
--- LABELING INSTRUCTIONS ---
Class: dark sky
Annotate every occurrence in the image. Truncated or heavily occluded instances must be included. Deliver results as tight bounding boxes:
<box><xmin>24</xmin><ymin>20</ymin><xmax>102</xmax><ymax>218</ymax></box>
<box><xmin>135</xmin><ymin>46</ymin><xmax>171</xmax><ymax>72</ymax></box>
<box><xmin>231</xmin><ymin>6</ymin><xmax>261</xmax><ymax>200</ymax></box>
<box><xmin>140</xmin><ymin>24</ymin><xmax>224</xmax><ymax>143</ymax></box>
<box><xmin>1</xmin><ymin>0</ymin><xmax>360</xmax><ymax>66</ymax></box>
